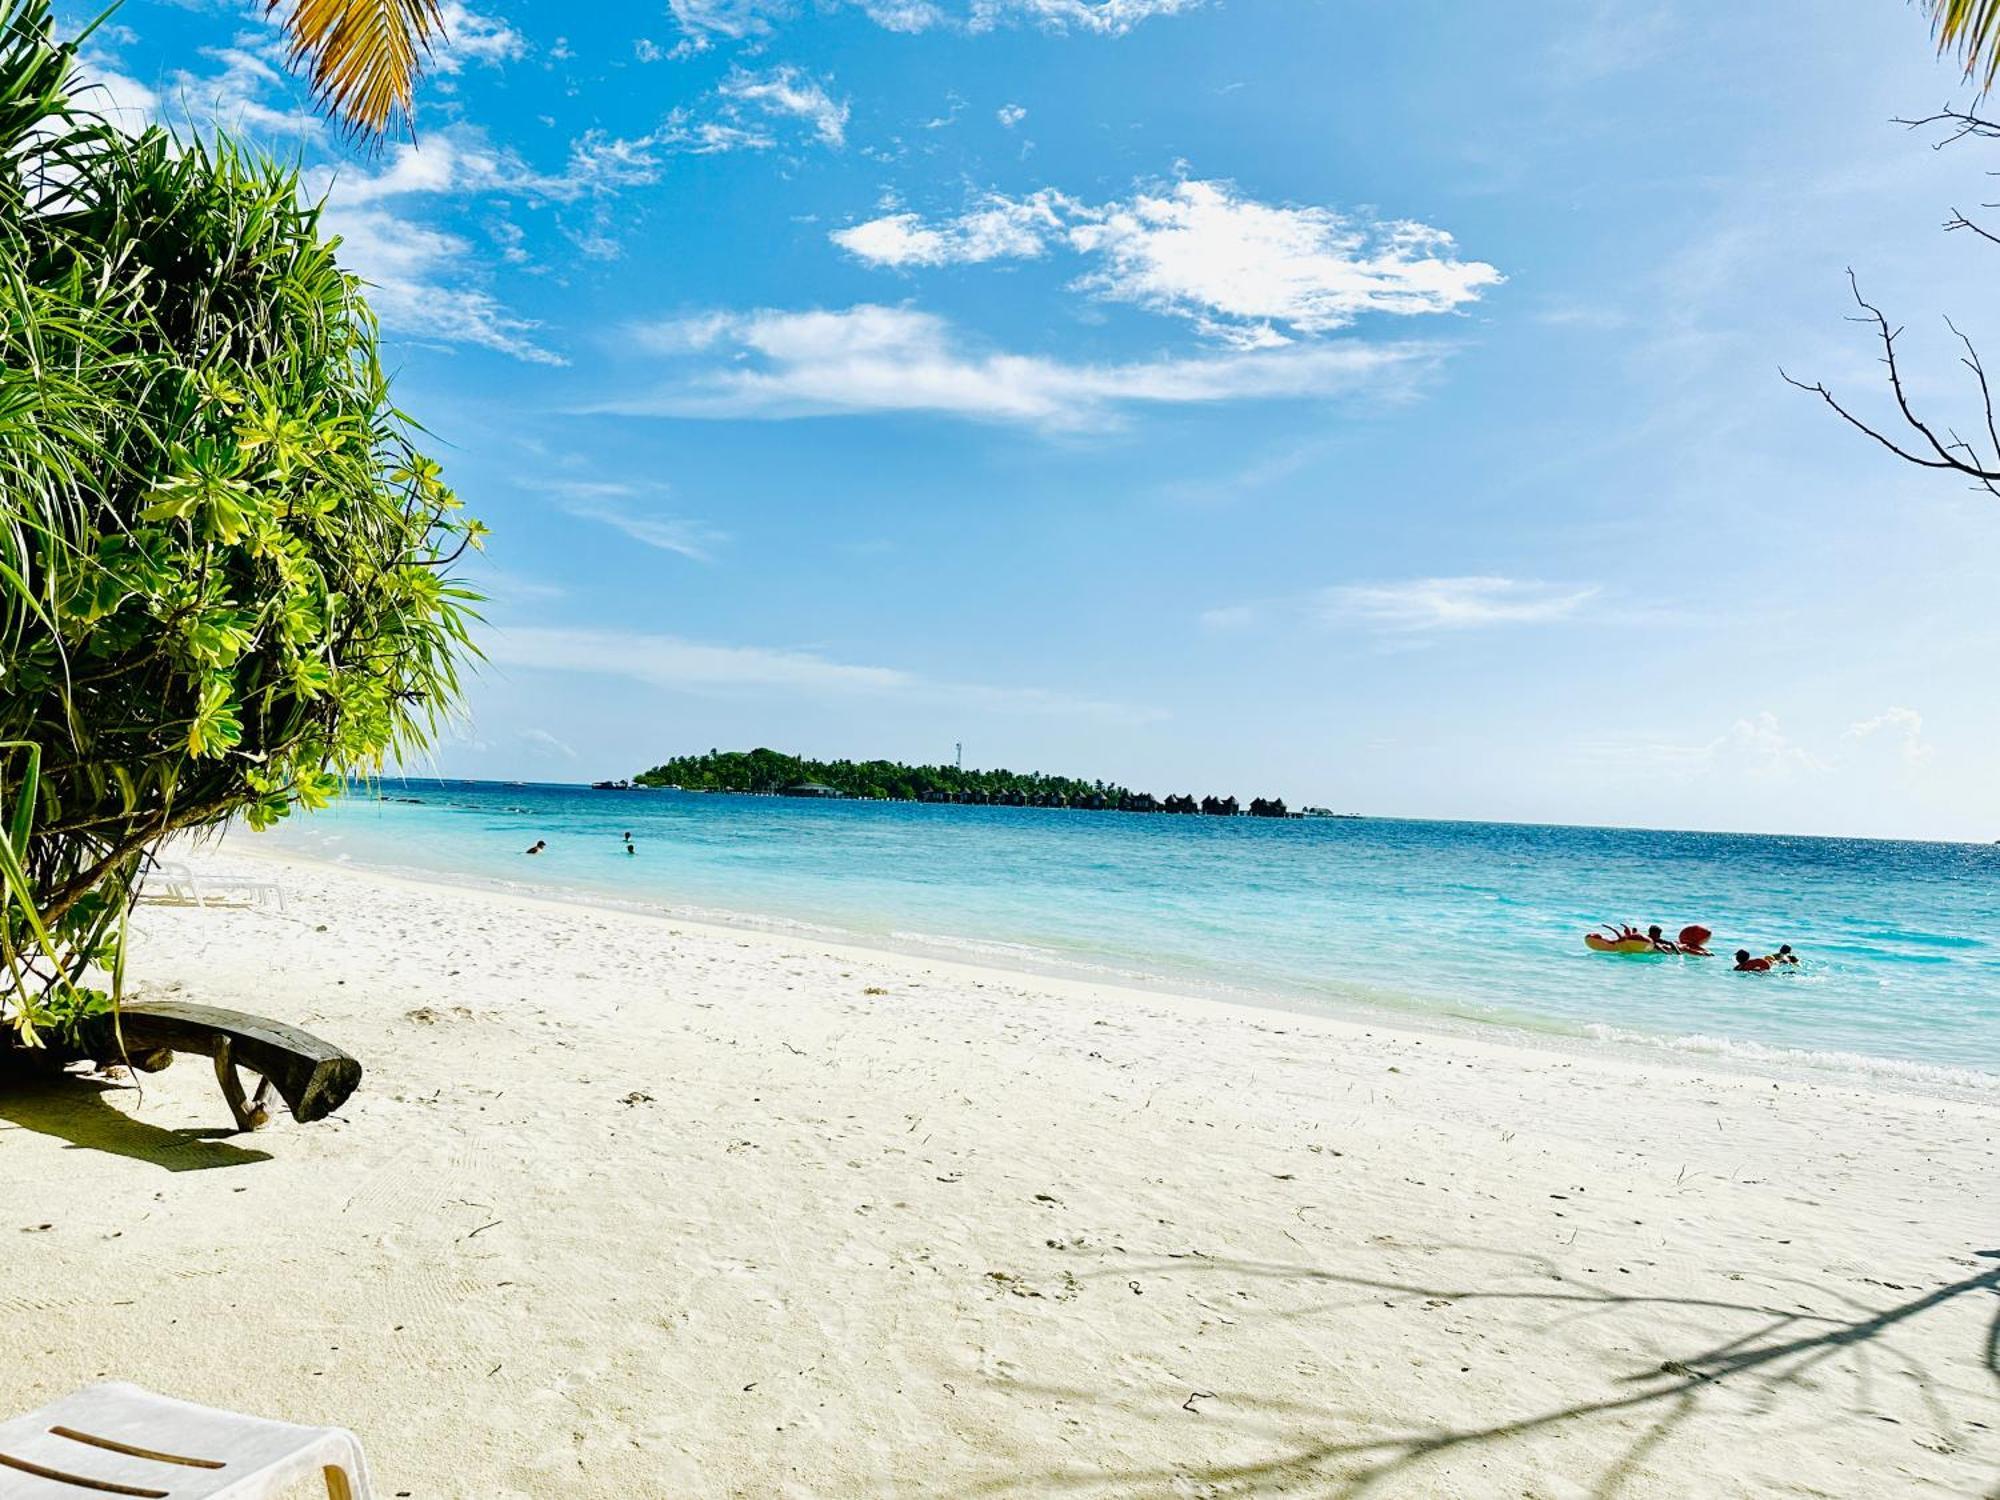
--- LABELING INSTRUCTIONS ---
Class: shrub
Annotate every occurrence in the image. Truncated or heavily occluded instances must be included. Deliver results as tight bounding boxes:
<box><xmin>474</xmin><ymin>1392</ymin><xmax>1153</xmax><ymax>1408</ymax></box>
<box><xmin>0</xmin><ymin>0</ymin><xmax>482</xmax><ymax>1045</ymax></box>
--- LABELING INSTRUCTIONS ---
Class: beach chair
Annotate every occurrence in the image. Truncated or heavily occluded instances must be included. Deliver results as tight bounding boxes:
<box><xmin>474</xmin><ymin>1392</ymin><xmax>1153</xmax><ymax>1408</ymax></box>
<box><xmin>0</xmin><ymin>1382</ymin><xmax>371</xmax><ymax>1497</ymax></box>
<box><xmin>141</xmin><ymin>863</ymin><xmax>288</xmax><ymax>912</ymax></box>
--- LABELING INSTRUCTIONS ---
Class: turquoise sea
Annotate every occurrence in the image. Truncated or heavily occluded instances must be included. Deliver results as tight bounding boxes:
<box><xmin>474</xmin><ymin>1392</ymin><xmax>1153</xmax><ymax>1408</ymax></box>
<box><xmin>266</xmin><ymin>780</ymin><xmax>2000</xmax><ymax>1093</ymax></box>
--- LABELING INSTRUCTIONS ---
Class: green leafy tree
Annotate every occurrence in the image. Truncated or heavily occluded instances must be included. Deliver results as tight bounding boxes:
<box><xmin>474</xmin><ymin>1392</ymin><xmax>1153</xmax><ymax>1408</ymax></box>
<box><xmin>0</xmin><ymin>1</ymin><xmax>482</xmax><ymax>1046</ymax></box>
<box><xmin>633</xmin><ymin>749</ymin><xmax>1138</xmax><ymax>807</ymax></box>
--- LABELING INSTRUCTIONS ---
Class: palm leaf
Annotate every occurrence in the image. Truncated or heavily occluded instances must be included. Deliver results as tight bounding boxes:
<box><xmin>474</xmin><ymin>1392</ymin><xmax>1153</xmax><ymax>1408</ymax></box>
<box><xmin>265</xmin><ymin>0</ymin><xmax>443</xmax><ymax>137</ymax></box>
<box><xmin>1928</xmin><ymin>0</ymin><xmax>2000</xmax><ymax>93</ymax></box>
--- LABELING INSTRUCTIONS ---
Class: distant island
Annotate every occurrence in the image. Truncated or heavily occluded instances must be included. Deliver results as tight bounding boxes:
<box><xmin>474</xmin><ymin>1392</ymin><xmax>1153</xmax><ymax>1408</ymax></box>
<box><xmin>630</xmin><ymin>748</ymin><xmax>1337</xmax><ymax>818</ymax></box>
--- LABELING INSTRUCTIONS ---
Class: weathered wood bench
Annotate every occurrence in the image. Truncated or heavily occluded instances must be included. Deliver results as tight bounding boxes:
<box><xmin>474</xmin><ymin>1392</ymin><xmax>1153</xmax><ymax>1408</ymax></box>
<box><xmin>74</xmin><ymin>1002</ymin><xmax>362</xmax><ymax>1132</ymax></box>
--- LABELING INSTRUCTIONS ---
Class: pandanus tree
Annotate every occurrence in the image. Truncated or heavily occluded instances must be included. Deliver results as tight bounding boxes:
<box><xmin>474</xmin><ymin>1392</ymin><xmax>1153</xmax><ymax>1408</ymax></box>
<box><xmin>0</xmin><ymin>0</ymin><xmax>481</xmax><ymax>1046</ymax></box>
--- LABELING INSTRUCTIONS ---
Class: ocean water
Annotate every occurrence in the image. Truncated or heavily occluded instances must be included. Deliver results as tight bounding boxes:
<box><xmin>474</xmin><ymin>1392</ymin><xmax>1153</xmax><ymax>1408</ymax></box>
<box><xmin>262</xmin><ymin>779</ymin><xmax>2000</xmax><ymax>1092</ymax></box>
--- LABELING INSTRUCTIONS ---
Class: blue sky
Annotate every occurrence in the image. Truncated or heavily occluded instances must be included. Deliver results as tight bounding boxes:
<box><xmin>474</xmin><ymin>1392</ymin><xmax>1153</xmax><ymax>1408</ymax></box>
<box><xmin>75</xmin><ymin>0</ymin><xmax>2000</xmax><ymax>837</ymax></box>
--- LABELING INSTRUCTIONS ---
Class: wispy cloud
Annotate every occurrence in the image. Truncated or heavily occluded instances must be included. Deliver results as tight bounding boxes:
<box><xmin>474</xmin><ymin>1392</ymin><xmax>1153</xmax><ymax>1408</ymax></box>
<box><xmin>1315</xmin><ymin>576</ymin><xmax>1600</xmax><ymax>632</ymax></box>
<box><xmin>972</xmin><ymin>0</ymin><xmax>1204</xmax><ymax>33</ymax></box>
<box><xmin>485</xmin><ymin>625</ymin><xmax>1163</xmax><ymax>722</ymax></box>
<box><xmin>320</xmin><ymin>204</ymin><xmax>563</xmax><ymax>364</ymax></box>
<box><xmin>1847</xmin><ymin>705</ymin><xmax>1932</xmax><ymax>763</ymax></box>
<box><xmin>551</xmin><ymin>482</ymin><xmax>727</xmax><ymax>563</ymax></box>
<box><xmin>460</xmin><ymin>563</ymin><xmax>567</xmax><ymax>606</ymax></box>
<box><xmin>997</xmin><ymin>102</ymin><xmax>1027</xmax><ymax>128</ymax></box>
<box><xmin>718</xmin><ymin>65</ymin><xmax>850</xmax><ymax>148</ymax></box>
<box><xmin>1576</xmin><ymin>715</ymin><xmax>1832</xmax><ymax>782</ymax></box>
<box><xmin>833</xmin><ymin>179</ymin><xmax>1501</xmax><ymax>348</ymax></box>
<box><xmin>830</xmin><ymin>194</ymin><xmax>1059</xmax><ymax>268</ymax></box>
<box><xmin>432</xmin><ymin>2</ymin><xmax>529</xmax><ymax>72</ymax></box>
<box><xmin>665</xmin><ymin>0</ymin><xmax>1198</xmax><ymax>51</ymax></box>
<box><xmin>666</xmin><ymin>0</ymin><xmax>790</xmax><ymax>53</ymax></box>
<box><xmin>606</xmin><ymin>304</ymin><xmax>1434</xmax><ymax>428</ymax></box>
<box><xmin>102</xmin><ymin>43</ymin><xmax>323</xmax><ymax>140</ymax></box>
<box><xmin>519</xmin><ymin>727</ymin><xmax>578</xmax><ymax>760</ymax></box>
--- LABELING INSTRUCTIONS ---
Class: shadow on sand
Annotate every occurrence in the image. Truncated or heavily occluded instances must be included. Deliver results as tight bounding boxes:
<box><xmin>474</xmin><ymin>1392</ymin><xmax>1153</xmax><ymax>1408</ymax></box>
<box><xmin>0</xmin><ymin>1070</ymin><xmax>270</xmax><ymax>1171</ymax></box>
<box><xmin>953</xmin><ymin>1249</ymin><xmax>2000</xmax><ymax>1499</ymax></box>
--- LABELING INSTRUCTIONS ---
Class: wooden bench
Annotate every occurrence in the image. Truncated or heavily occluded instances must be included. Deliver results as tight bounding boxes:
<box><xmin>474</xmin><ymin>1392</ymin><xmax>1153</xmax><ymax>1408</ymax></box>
<box><xmin>75</xmin><ymin>1002</ymin><xmax>362</xmax><ymax>1132</ymax></box>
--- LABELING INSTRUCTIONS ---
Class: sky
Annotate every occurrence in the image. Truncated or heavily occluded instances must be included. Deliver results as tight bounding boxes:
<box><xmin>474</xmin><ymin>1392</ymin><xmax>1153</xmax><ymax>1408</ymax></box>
<box><xmin>68</xmin><ymin>0</ymin><xmax>2000</xmax><ymax>838</ymax></box>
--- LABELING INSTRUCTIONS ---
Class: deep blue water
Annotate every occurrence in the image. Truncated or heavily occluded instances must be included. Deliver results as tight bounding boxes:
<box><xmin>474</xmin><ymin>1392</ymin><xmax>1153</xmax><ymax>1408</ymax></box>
<box><xmin>263</xmin><ymin>779</ymin><xmax>2000</xmax><ymax>1090</ymax></box>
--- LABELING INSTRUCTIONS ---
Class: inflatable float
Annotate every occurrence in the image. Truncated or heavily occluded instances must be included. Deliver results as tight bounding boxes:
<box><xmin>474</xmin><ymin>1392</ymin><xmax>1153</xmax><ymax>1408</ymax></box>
<box><xmin>1584</xmin><ymin>932</ymin><xmax>1656</xmax><ymax>954</ymax></box>
<box><xmin>1585</xmin><ymin>924</ymin><xmax>1714</xmax><ymax>956</ymax></box>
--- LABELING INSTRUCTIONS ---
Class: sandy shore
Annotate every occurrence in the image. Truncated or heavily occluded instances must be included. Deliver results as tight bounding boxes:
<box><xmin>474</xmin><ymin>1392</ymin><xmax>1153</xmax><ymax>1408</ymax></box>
<box><xmin>0</xmin><ymin>848</ymin><xmax>1993</xmax><ymax>1497</ymax></box>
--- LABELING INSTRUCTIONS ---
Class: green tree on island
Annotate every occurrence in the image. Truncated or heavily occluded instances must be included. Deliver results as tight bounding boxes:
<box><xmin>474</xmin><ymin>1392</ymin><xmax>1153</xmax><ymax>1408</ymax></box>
<box><xmin>0</xmin><ymin>0</ymin><xmax>482</xmax><ymax>1047</ymax></box>
<box><xmin>635</xmin><ymin>749</ymin><xmax>1136</xmax><ymax>807</ymax></box>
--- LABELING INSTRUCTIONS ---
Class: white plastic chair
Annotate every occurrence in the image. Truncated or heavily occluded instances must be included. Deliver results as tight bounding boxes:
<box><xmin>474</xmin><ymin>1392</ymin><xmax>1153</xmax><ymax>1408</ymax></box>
<box><xmin>141</xmin><ymin>863</ymin><xmax>288</xmax><ymax>913</ymax></box>
<box><xmin>0</xmin><ymin>1383</ymin><xmax>370</xmax><ymax>1498</ymax></box>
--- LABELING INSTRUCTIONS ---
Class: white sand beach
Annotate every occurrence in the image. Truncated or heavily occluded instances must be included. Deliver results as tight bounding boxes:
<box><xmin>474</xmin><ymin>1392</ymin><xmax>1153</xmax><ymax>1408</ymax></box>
<box><xmin>0</xmin><ymin>848</ymin><xmax>1993</xmax><ymax>1498</ymax></box>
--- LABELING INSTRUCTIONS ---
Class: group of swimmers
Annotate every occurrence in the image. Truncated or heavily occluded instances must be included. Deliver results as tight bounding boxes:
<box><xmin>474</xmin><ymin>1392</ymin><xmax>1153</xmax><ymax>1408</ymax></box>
<box><xmin>1732</xmin><ymin>944</ymin><xmax>1800</xmax><ymax>973</ymax></box>
<box><xmin>523</xmin><ymin>832</ymin><xmax>638</xmax><ymax>856</ymax></box>
<box><xmin>1601</xmin><ymin>923</ymin><xmax>1803</xmax><ymax>972</ymax></box>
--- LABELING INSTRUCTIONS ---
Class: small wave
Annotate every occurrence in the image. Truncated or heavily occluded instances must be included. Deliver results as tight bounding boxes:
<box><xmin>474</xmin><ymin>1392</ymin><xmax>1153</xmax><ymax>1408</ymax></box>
<box><xmin>1844</xmin><ymin>928</ymin><xmax>1986</xmax><ymax>950</ymax></box>
<box><xmin>1579</xmin><ymin>1023</ymin><xmax>2000</xmax><ymax>1095</ymax></box>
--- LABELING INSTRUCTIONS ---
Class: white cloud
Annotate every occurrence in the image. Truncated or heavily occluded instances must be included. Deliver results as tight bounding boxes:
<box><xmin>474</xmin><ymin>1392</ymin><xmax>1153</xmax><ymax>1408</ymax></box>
<box><xmin>553</xmin><ymin>482</ymin><xmax>727</xmax><ymax>562</ymax></box>
<box><xmin>834</xmin><ymin>179</ymin><xmax>1501</xmax><ymax>346</ymax></box>
<box><xmin>1711</xmin><ymin>714</ymin><xmax>1831</xmax><ymax>781</ymax></box>
<box><xmin>73</xmin><ymin>59</ymin><xmax>160</xmax><ymax>132</ymax></box>
<box><xmin>666</xmin><ymin>0</ymin><xmax>788</xmax><ymax>53</ymax></box>
<box><xmin>485</xmin><ymin>625</ymin><xmax>1161</xmax><ymax>721</ymax></box>
<box><xmin>830</xmin><ymin>193</ymin><xmax>1060</xmax><ymax>266</ymax></box>
<box><xmin>971</xmin><ymin>0</ymin><xmax>1201</xmax><ymax>32</ymax></box>
<box><xmin>997</xmin><ymin>102</ymin><xmax>1027</xmax><ymax>128</ymax></box>
<box><xmin>718</xmin><ymin>65</ymin><xmax>849</xmax><ymax>147</ymax></box>
<box><xmin>1576</xmin><ymin>716</ymin><xmax>1832</xmax><ymax>783</ymax></box>
<box><xmin>314</xmin><ymin>126</ymin><xmax>665</xmax><ymax>207</ymax></box>
<box><xmin>647</xmin><ymin>114</ymin><xmax>777</xmax><ymax>155</ymax></box>
<box><xmin>433</xmin><ymin>3</ymin><xmax>529</xmax><ymax>73</ymax></box>
<box><xmin>609</xmin><ymin>303</ymin><xmax>1431</xmax><ymax>428</ymax></box>
<box><xmin>320</xmin><ymin>204</ymin><xmax>563</xmax><ymax>364</ymax></box>
<box><xmin>530</xmin><ymin>73</ymin><xmax>845</xmax><ymax>187</ymax></box>
<box><xmin>1316</xmin><ymin>577</ymin><xmax>1599</xmax><ymax>631</ymax></box>
<box><xmin>861</xmin><ymin>0</ymin><xmax>947</xmax><ymax>30</ymax></box>
<box><xmin>1847</xmin><ymin>706</ymin><xmax>1932</xmax><ymax>763</ymax></box>
<box><xmin>154</xmin><ymin>45</ymin><xmax>322</xmax><ymax>140</ymax></box>
<box><xmin>635</xmin><ymin>37</ymin><xmax>665</xmax><ymax>61</ymax></box>
<box><xmin>665</xmin><ymin>0</ymin><xmax>1194</xmax><ymax>49</ymax></box>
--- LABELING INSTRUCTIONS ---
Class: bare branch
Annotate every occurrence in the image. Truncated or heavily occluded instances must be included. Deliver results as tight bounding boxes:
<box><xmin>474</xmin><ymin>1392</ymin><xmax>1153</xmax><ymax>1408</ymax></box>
<box><xmin>1895</xmin><ymin>107</ymin><xmax>2000</xmax><ymax>146</ymax></box>
<box><xmin>1944</xmin><ymin>207</ymin><xmax>2000</xmax><ymax>245</ymax></box>
<box><xmin>1779</xmin><ymin>369</ymin><xmax>1963</xmax><ymax>470</ymax></box>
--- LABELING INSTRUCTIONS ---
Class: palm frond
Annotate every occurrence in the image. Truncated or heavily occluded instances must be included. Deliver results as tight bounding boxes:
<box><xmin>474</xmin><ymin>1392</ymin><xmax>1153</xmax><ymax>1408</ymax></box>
<box><xmin>1928</xmin><ymin>0</ymin><xmax>2000</xmax><ymax>93</ymax></box>
<box><xmin>265</xmin><ymin>0</ymin><xmax>443</xmax><ymax>137</ymax></box>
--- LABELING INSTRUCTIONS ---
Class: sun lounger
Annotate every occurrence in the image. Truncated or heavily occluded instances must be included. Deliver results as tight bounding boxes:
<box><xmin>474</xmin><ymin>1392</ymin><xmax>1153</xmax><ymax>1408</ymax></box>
<box><xmin>140</xmin><ymin>863</ymin><xmax>287</xmax><ymax>912</ymax></box>
<box><xmin>75</xmin><ymin>1002</ymin><xmax>362</xmax><ymax>1132</ymax></box>
<box><xmin>0</xmin><ymin>1382</ymin><xmax>371</xmax><ymax>1497</ymax></box>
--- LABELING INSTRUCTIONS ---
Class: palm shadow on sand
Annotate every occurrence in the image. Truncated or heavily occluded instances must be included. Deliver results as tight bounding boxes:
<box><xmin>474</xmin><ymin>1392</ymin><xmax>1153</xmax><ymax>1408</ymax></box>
<box><xmin>0</xmin><ymin>1070</ymin><xmax>271</xmax><ymax>1171</ymax></box>
<box><xmin>951</xmin><ymin>1248</ymin><xmax>2000</xmax><ymax>1499</ymax></box>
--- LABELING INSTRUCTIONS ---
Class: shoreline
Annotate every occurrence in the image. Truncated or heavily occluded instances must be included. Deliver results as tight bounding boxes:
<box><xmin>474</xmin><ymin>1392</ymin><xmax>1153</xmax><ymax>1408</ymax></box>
<box><xmin>3</xmin><ymin>847</ymin><xmax>1992</xmax><ymax>1495</ymax></box>
<box><xmin>232</xmin><ymin>836</ymin><xmax>2000</xmax><ymax>1105</ymax></box>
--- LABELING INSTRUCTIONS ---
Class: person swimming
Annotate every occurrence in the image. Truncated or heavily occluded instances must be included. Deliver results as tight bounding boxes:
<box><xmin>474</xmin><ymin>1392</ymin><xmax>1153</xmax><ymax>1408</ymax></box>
<box><xmin>525</xmin><ymin>839</ymin><xmax>546</xmax><ymax>855</ymax></box>
<box><xmin>1645</xmin><ymin>924</ymin><xmax>1679</xmax><ymax>953</ymax></box>
<box><xmin>1733</xmin><ymin>949</ymin><xmax>1772</xmax><ymax>972</ymax></box>
<box><xmin>1771</xmin><ymin>943</ymin><xmax>1800</xmax><ymax>966</ymax></box>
